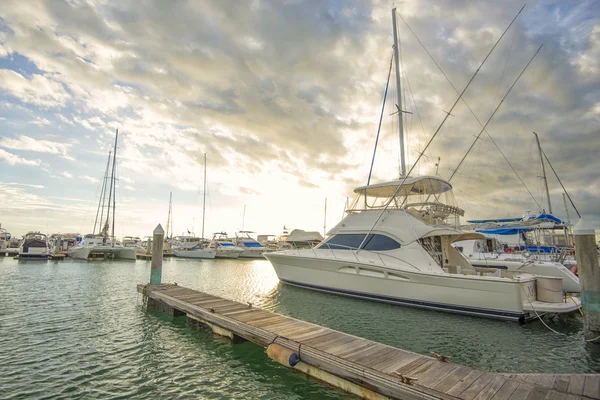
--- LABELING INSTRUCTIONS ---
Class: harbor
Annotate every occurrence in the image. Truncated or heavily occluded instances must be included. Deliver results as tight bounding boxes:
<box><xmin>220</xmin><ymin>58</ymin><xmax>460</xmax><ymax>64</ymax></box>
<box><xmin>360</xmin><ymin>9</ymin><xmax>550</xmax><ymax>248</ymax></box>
<box><xmin>1</xmin><ymin>1</ymin><xmax>600</xmax><ymax>399</ymax></box>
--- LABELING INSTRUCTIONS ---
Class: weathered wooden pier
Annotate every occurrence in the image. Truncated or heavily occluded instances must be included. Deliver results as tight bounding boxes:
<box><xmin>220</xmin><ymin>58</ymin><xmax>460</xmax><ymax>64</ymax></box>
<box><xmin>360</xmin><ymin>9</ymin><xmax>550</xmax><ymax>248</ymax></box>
<box><xmin>138</xmin><ymin>283</ymin><xmax>600</xmax><ymax>400</ymax></box>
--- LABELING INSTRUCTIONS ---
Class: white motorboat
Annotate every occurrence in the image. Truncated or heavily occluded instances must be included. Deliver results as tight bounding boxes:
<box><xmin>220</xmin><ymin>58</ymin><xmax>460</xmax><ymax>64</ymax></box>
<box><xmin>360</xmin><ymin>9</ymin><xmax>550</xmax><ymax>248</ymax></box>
<box><xmin>207</xmin><ymin>233</ymin><xmax>244</xmax><ymax>259</ymax></box>
<box><xmin>234</xmin><ymin>231</ymin><xmax>267</xmax><ymax>258</ymax></box>
<box><xmin>49</xmin><ymin>233</ymin><xmax>82</xmax><ymax>255</ymax></box>
<box><xmin>68</xmin><ymin>129</ymin><xmax>136</xmax><ymax>261</ymax></box>
<box><xmin>453</xmin><ymin>237</ymin><xmax>580</xmax><ymax>292</ymax></box>
<box><xmin>265</xmin><ymin>8</ymin><xmax>581</xmax><ymax>321</ymax></box>
<box><xmin>173</xmin><ymin>245</ymin><xmax>216</xmax><ymax>259</ymax></box>
<box><xmin>265</xmin><ymin>176</ymin><xmax>580</xmax><ymax>322</ymax></box>
<box><xmin>18</xmin><ymin>231</ymin><xmax>51</xmax><ymax>259</ymax></box>
<box><xmin>122</xmin><ymin>236</ymin><xmax>148</xmax><ymax>255</ymax></box>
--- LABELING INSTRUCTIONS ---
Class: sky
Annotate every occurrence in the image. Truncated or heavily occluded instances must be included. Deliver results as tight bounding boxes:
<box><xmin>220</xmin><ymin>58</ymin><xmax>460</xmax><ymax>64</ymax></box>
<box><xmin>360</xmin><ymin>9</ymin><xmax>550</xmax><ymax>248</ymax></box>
<box><xmin>0</xmin><ymin>0</ymin><xmax>599</xmax><ymax>240</ymax></box>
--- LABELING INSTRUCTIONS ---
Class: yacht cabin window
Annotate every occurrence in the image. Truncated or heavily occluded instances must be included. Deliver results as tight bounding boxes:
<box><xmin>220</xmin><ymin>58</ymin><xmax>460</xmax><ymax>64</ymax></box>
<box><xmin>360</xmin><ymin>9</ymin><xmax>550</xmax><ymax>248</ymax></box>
<box><xmin>319</xmin><ymin>234</ymin><xmax>400</xmax><ymax>251</ymax></box>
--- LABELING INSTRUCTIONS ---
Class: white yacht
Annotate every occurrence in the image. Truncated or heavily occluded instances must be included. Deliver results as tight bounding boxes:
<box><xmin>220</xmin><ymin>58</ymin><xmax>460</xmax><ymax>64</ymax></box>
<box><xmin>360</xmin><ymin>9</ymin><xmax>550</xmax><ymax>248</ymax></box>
<box><xmin>68</xmin><ymin>129</ymin><xmax>136</xmax><ymax>261</ymax></box>
<box><xmin>172</xmin><ymin>235</ymin><xmax>216</xmax><ymax>259</ymax></box>
<box><xmin>69</xmin><ymin>234</ymin><xmax>136</xmax><ymax>260</ymax></box>
<box><xmin>453</xmin><ymin>237</ymin><xmax>580</xmax><ymax>293</ymax></box>
<box><xmin>18</xmin><ymin>231</ymin><xmax>51</xmax><ymax>259</ymax></box>
<box><xmin>234</xmin><ymin>231</ymin><xmax>267</xmax><ymax>258</ymax></box>
<box><xmin>207</xmin><ymin>233</ymin><xmax>244</xmax><ymax>259</ymax></box>
<box><xmin>265</xmin><ymin>177</ymin><xmax>580</xmax><ymax>322</ymax></box>
<box><xmin>122</xmin><ymin>236</ymin><xmax>147</xmax><ymax>255</ymax></box>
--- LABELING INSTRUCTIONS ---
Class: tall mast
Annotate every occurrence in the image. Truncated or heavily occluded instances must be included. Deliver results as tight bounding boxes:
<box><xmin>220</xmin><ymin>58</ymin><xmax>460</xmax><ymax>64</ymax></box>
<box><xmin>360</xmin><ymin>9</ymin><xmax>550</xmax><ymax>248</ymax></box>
<box><xmin>323</xmin><ymin>198</ymin><xmax>327</xmax><ymax>237</ymax></box>
<box><xmin>533</xmin><ymin>131</ymin><xmax>552</xmax><ymax>214</ymax></box>
<box><xmin>392</xmin><ymin>8</ymin><xmax>406</xmax><ymax>177</ymax></box>
<box><xmin>94</xmin><ymin>151</ymin><xmax>112</xmax><ymax>234</ymax></box>
<box><xmin>166</xmin><ymin>191</ymin><xmax>172</xmax><ymax>239</ymax></box>
<box><xmin>201</xmin><ymin>152</ymin><xmax>207</xmax><ymax>240</ymax></box>
<box><xmin>242</xmin><ymin>204</ymin><xmax>246</xmax><ymax>231</ymax></box>
<box><xmin>110</xmin><ymin>129</ymin><xmax>119</xmax><ymax>245</ymax></box>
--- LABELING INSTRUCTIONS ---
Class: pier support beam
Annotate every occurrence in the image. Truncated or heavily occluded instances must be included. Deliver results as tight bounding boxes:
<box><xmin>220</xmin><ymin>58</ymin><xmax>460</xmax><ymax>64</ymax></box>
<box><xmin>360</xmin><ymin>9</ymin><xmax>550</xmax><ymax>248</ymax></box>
<box><xmin>150</xmin><ymin>224</ymin><xmax>164</xmax><ymax>285</ymax></box>
<box><xmin>574</xmin><ymin>218</ymin><xmax>600</xmax><ymax>343</ymax></box>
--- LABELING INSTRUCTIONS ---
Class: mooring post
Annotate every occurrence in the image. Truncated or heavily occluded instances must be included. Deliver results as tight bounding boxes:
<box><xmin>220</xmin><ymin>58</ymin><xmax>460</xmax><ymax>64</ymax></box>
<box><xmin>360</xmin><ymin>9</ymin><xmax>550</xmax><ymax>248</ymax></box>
<box><xmin>573</xmin><ymin>217</ymin><xmax>600</xmax><ymax>343</ymax></box>
<box><xmin>150</xmin><ymin>224</ymin><xmax>165</xmax><ymax>285</ymax></box>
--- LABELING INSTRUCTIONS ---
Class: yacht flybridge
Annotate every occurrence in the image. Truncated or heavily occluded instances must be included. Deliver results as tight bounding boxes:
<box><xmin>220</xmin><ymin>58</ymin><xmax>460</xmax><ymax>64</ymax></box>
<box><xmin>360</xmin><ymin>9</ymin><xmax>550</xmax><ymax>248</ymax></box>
<box><xmin>265</xmin><ymin>176</ymin><xmax>580</xmax><ymax>321</ymax></box>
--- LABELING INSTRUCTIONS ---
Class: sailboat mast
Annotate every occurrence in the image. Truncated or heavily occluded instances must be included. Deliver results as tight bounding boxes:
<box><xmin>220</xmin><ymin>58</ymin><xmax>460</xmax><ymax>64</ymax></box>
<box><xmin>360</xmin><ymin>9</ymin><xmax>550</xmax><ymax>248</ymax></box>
<box><xmin>323</xmin><ymin>198</ymin><xmax>327</xmax><ymax>237</ymax></box>
<box><xmin>94</xmin><ymin>151</ymin><xmax>112</xmax><ymax>234</ymax></box>
<box><xmin>392</xmin><ymin>8</ymin><xmax>406</xmax><ymax>177</ymax></box>
<box><xmin>166</xmin><ymin>191</ymin><xmax>172</xmax><ymax>239</ymax></box>
<box><xmin>201</xmin><ymin>152</ymin><xmax>207</xmax><ymax>240</ymax></box>
<box><xmin>242</xmin><ymin>204</ymin><xmax>246</xmax><ymax>231</ymax></box>
<box><xmin>110</xmin><ymin>129</ymin><xmax>119</xmax><ymax>245</ymax></box>
<box><xmin>533</xmin><ymin>131</ymin><xmax>552</xmax><ymax>214</ymax></box>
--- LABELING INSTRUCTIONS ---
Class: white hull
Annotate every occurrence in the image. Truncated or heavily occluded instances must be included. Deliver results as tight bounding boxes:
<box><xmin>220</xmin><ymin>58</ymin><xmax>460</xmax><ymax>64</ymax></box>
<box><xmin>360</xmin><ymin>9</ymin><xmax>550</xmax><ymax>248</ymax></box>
<box><xmin>215</xmin><ymin>248</ymin><xmax>243</xmax><ymax>259</ymax></box>
<box><xmin>174</xmin><ymin>249</ymin><xmax>217</xmax><ymax>259</ymax></box>
<box><xmin>265</xmin><ymin>250</ymin><xmax>580</xmax><ymax>322</ymax></box>
<box><xmin>68</xmin><ymin>246</ymin><xmax>137</xmax><ymax>260</ymax></box>
<box><xmin>239</xmin><ymin>248</ymin><xmax>265</xmax><ymax>258</ymax></box>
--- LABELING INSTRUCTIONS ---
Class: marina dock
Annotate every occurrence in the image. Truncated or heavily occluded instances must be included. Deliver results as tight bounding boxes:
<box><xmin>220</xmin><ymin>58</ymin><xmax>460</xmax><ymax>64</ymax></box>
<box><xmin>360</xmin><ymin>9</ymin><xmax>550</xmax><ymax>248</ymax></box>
<box><xmin>138</xmin><ymin>283</ymin><xmax>600</xmax><ymax>400</ymax></box>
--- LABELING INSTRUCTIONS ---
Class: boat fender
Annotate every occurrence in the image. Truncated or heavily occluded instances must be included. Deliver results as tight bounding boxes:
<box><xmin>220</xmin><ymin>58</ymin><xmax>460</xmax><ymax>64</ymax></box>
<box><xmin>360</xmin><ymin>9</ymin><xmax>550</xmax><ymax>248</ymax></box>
<box><xmin>266</xmin><ymin>343</ymin><xmax>300</xmax><ymax>367</ymax></box>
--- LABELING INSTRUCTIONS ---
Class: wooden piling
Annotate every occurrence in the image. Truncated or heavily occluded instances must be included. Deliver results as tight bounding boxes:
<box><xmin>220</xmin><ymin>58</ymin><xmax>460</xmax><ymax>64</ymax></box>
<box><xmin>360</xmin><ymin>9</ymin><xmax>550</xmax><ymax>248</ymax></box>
<box><xmin>574</xmin><ymin>218</ymin><xmax>600</xmax><ymax>343</ymax></box>
<box><xmin>150</xmin><ymin>224</ymin><xmax>164</xmax><ymax>285</ymax></box>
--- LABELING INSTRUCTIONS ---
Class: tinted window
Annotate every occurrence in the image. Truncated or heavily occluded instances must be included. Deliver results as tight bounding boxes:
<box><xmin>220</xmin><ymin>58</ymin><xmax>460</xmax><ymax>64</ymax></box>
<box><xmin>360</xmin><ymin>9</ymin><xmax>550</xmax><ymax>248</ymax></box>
<box><xmin>321</xmin><ymin>234</ymin><xmax>365</xmax><ymax>250</ymax></box>
<box><xmin>363</xmin><ymin>234</ymin><xmax>401</xmax><ymax>251</ymax></box>
<box><xmin>320</xmin><ymin>234</ymin><xmax>400</xmax><ymax>251</ymax></box>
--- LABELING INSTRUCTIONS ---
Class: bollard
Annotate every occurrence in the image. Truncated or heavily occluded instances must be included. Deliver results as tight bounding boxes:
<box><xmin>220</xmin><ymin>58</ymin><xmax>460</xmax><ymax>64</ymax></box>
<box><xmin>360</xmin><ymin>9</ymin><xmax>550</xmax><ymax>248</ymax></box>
<box><xmin>573</xmin><ymin>218</ymin><xmax>600</xmax><ymax>343</ymax></box>
<box><xmin>150</xmin><ymin>224</ymin><xmax>165</xmax><ymax>285</ymax></box>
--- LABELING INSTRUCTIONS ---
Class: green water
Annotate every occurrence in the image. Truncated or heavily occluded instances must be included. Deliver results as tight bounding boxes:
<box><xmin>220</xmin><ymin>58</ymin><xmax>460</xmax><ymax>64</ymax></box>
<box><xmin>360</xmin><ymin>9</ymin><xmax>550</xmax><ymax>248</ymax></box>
<box><xmin>1</xmin><ymin>257</ymin><xmax>598</xmax><ymax>399</ymax></box>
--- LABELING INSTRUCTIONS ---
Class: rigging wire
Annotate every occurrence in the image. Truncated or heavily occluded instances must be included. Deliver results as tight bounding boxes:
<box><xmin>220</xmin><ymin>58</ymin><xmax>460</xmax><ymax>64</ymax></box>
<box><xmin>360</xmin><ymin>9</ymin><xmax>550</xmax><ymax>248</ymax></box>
<box><xmin>542</xmin><ymin>149</ymin><xmax>581</xmax><ymax>218</ymax></box>
<box><xmin>356</xmin><ymin>6</ymin><xmax>523</xmax><ymax>252</ymax></box>
<box><xmin>396</xmin><ymin>7</ymin><xmax>542</xmax><ymax>208</ymax></box>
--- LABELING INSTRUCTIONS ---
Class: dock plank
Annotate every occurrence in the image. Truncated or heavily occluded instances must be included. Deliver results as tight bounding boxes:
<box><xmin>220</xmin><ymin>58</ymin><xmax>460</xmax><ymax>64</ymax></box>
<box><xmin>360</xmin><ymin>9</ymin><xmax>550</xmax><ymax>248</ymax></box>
<box><xmin>583</xmin><ymin>375</ymin><xmax>600</xmax><ymax>399</ymax></box>
<box><xmin>509</xmin><ymin>383</ymin><xmax>536</xmax><ymax>400</ymax></box>
<box><xmin>473</xmin><ymin>376</ymin><xmax>509</xmax><ymax>400</ymax></box>
<box><xmin>490</xmin><ymin>379</ymin><xmax>520</xmax><ymax>400</ymax></box>
<box><xmin>446</xmin><ymin>370</ymin><xmax>484</xmax><ymax>397</ymax></box>
<box><xmin>567</xmin><ymin>375</ymin><xmax>586</xmax><ymax>396</ymax></box>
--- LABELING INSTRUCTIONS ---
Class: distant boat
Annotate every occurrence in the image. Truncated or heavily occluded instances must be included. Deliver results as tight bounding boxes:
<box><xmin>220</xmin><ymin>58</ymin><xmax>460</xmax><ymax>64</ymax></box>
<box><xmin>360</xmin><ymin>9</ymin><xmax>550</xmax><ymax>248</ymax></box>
<box><xmin>207</xmin><ymin>232</ymin><xmax>244</xmax><ymax>259</ymax></box>
<box><xmin>122</xmin><ymin>236</ymin><xmax>147</xmax><ymax>255</ymax></box>
<box><xmin>68</xmin><ymin>129</ymin><xmax>136</xmax><ymax>261</ymax></box>
<box><xmin>18</xmin><ymin>231</ymin><xmax>50</xmax><ymax>259</ymax></box>
<box><xmin>234</xmin><ymin>231</ymin><xmax>267</xmax><ymax>258</ymax></box>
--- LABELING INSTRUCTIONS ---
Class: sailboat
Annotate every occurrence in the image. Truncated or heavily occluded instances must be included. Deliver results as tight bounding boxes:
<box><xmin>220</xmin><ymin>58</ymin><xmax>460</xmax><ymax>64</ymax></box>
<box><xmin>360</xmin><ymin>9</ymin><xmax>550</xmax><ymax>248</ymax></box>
<box><xmin>68</xmin><ymin>130</ymin><xmax>136</xmax><ymax>260</ymax></box>
<box><xmin>173</xmin><ymin>153</ymin><xmax>216</xmax><ymax>259</ymax></box>
<box><xmin>265</xmin><ymin>8</ymin><xmax>580</xmax><ymax>321</ymax></box>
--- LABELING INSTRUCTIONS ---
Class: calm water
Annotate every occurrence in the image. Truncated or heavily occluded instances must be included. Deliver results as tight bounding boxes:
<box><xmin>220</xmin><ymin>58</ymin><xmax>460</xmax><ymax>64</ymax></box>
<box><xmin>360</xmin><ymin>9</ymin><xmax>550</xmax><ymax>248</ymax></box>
<box><xmin>1</xmin><ymin>257</ymin><xmax>599</xmax><ymax>399</ymax></box>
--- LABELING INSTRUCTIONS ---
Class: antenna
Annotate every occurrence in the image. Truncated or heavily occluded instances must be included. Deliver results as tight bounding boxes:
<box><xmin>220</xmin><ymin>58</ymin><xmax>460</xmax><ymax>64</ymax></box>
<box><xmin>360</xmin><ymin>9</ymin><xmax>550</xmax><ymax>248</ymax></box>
<box><xmin>392</xmin><ymin>8</ymin><xmax>406</xmax><ymax>177</ymax></box>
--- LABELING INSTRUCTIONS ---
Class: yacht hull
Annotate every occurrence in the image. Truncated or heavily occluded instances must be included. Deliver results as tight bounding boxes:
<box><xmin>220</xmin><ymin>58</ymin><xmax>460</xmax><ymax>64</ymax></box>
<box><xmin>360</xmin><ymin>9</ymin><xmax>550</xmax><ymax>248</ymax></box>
<box><xmin>174</xmin><ymin>249</ymin><xmax>217</xmax><ymax>259</ymax></box>
<box><xmin>265</xmin><ymin>251</ymin><xmax>578</xmax><ymax>322</ymax></box>
<box><xmin>68</xmin><ymin>246</ymin><xmax>137</xmax><ymax>260</ymax></box>
<box><xmin>215</xmin><ymin>249</ymin><xmax>243</xmax><ymax>259</ymax></box>
<box><xmin>238</xmin><ymin>248</ymin><xmax>265</xmax><ymax>258</ymax></box>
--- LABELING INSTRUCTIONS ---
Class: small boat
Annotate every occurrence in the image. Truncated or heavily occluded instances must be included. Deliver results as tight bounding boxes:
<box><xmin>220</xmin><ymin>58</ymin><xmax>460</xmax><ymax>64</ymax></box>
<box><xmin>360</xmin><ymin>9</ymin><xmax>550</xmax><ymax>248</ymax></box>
<box><xmin>234</xmin><ymin>231</ymin><xmax>267</xmax><ymax>258</ymax></box>
<box><xmin>68</xmin><ymin>129</ymin><xmax>136</xmax><ymax>261</ymax></box>
<box><xmin>453</xmin><ymin>236</ymin><xmax>580</xmax><ymax>292</ymax></box>
<box><xmin>18</xmin><ymin>231</ymin><xmax>50</xmax><ymax>259</ymax></box>
<box><xmin>122</xmin><ymin>236</ymin><xmax>147</xmax><ymax>255</ymax></box>
<box><xmin>207</xmin><ymin>233</ymin><xmax>244</xmax><ymax>259</ymax></box>
<box><xmin>173</xmin><ymin>242</ymin><xmax>216</xmax><ymax>259</ymax></box>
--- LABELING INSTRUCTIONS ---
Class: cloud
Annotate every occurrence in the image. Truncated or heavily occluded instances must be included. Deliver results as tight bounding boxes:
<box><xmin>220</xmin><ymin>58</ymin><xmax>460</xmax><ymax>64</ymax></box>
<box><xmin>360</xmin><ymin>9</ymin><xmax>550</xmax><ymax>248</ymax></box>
<box><xmin>0</xmin><ymin>70</ymin><xmax>70</xmax><ymax>108</ymax></box>
<box><xmin>62</xmin><ymin>171</ymin><xmax>73</xmax><ymax>179</ymax></box>
<box><xmin>0</xmin><ymin>135</ymin><xmax>74</xmax><ymax>160</ymax></box>
<box><xmin>82</xmin><ymin>175</ymin><xmax>99</xmax><ymax>184</ymax></box>
<box><xmin>0</xmin><ymin>148</ymin><xmax>40</xmax><ymax>165</ymax></box>
<box><xmin>0</xmin><ymin>182</ymin><xmax>44</xmax><ymax>188</ymax></box>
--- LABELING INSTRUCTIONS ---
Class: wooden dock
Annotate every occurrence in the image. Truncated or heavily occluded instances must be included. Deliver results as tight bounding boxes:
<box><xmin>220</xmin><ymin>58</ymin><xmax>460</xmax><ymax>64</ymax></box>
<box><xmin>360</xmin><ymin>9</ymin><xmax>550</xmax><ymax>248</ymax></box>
<box><xmin>138</xmin><ymin>283</ymin><xmax>600</xmax><ymax>400</ymax></box>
